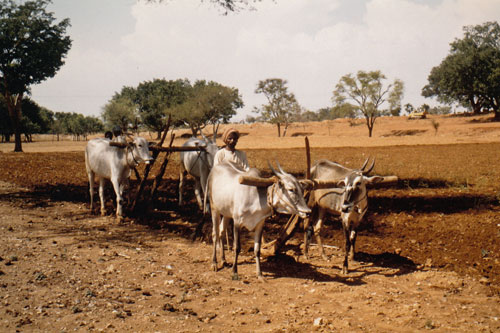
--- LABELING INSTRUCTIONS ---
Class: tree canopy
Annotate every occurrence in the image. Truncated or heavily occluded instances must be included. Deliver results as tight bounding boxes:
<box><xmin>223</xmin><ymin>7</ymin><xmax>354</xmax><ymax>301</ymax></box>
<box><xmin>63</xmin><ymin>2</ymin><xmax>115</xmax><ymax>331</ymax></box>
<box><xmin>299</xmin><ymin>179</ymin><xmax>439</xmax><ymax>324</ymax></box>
<box><xmin>112</xmin><ymin>79</ymin><xmax>191</xmax><ymax>138</ymax></box>
<box><xmin>422</xmin><ymin>21</ymin><xmax>500</xmax><ymax>119</ymax></box>
<box><xmin>0</xmin><ymin>0</ymin><xmax>71</xmax><ymax>151</ymax></box>
<box><xmin>332</xmin><ymin>70</ymin><xmax>404</xmax><ymax>137</ymax></box>
<box><xmin>170</xmin><ymin>80</ymin><xmax>243</xmax><ymax>137</ymax></box>
<box><xmin>254</xmin><ymin>78</ymin><xmax>300</xmax><ymax>137</ymax></box>
<box><xmin>144</xmin><ymin>0</ymin><xmax>263</xmax><ymax>13</ymax></box>
<box><xmin>109</xmin><ymin>78</ymin><xmax>243</xmax><ymax>138</ymax></box>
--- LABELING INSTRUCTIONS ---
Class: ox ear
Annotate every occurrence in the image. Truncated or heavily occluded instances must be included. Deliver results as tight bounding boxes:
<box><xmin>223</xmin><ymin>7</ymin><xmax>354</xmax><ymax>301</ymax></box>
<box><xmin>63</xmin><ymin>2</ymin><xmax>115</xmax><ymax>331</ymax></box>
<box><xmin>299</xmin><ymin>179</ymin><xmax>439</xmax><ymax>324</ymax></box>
<box><xmin>364</xmin><ymin>175</ymin><xmax>384</xmax><ymax>185</ymax></box>
<box><xmin>299</xmin><ymin>179</ymin><xmax>314</xmax><ymax>191</ymax></box>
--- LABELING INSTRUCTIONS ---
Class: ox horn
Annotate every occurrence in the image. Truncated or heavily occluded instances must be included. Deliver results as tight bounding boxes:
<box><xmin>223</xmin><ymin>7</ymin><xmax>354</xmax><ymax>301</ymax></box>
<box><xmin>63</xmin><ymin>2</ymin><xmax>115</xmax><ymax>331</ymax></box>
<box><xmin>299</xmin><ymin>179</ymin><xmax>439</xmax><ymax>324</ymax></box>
<box><xmin>268</xmin><ymin>161</ymin><xmax>282</xmax><ymax>177</ymax></box>
<box><xmin>276</xmin><ymin>160</ymin><xmax>288</xmax><ymax>175</ymax></box>
<box><xmin>362</xmin><ymin>158</ymin><xmax>375</xmax><ymax>175</ymax></box>
<box><xmin>360</xmin><ymin>157</ymin><xmax>369</xmax><ymax>171</ymax></box>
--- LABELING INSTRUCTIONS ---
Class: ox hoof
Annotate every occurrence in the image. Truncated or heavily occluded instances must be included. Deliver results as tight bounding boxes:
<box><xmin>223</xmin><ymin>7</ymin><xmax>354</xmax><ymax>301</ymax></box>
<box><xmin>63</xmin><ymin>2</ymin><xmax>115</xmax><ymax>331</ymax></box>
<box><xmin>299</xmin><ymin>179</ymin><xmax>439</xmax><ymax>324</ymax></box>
<box><xmin>257</xmin><ymin>275</ymin><xmax>267</xmax><ymax>282</ymax></box>
<box><xmin>212</xmin><ymin>264</ymin><xmax>218</xmax><ymax>272</ymax></box>
<box><xmin>231</xmin><ymin>273</ymin><xmax>240</xmax><ymax>281</ymax></box>
<box><xmin>116</xmin><ymin>216</ymin><xmax>123</xmax><ymax>223</ymax></box>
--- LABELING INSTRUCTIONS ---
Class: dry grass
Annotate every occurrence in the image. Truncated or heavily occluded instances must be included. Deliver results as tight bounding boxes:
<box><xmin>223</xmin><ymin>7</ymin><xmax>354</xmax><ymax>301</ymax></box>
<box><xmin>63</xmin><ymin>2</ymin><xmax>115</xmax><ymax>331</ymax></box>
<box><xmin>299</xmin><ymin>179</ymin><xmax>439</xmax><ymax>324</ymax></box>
<box><xmin>2</xmin><ymin>113</ymin><xmax>500</xmax><ymax>153</ymax></box>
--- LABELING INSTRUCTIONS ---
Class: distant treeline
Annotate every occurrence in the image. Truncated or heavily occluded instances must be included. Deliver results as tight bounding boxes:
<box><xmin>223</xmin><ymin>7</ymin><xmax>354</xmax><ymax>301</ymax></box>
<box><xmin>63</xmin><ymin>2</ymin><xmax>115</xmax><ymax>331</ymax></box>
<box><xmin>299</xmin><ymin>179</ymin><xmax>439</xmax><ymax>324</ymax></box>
<box><xmin>0</xmin><ymin>96</ymin><xmax>103</xmax><ymax>143</ymax></box>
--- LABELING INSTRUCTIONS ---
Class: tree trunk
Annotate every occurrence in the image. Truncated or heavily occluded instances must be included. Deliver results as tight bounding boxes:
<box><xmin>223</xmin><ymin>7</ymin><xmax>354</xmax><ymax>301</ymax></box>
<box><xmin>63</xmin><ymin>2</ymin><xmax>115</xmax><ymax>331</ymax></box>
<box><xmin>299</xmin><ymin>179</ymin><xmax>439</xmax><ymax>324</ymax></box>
<box><xmin>276</xmin><ymin>123</ymin><xmax>281</xmax><ymax>137</ymax></box>
<box><xmin>282</xmin><ymin>122</ymin><xmax>289</xmax><ymax>137</ymax></box>
<box><xmin>4</xmin><ymin>93</ymin><xmax>24</xmax><ymax>152</ymax></box>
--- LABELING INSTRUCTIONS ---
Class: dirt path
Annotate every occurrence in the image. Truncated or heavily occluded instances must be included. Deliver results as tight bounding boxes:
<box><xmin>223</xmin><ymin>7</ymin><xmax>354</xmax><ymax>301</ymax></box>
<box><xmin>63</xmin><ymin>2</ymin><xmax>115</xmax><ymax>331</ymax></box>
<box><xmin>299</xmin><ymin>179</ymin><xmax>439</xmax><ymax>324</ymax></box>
<box><xmin>1</xmin><ymin>181</ymin><xmax>499</xmax><ymax>332</ymax></box>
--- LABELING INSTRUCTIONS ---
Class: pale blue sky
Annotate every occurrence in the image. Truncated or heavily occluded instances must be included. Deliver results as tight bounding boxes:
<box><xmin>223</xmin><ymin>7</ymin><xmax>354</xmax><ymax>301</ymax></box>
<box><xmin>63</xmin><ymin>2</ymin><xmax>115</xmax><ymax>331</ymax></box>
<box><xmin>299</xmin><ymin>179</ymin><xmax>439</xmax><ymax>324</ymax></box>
<box><xmin>30</xmin><ymin>0</ymin><xmax>500</xmax><ymax>121</ymax></box>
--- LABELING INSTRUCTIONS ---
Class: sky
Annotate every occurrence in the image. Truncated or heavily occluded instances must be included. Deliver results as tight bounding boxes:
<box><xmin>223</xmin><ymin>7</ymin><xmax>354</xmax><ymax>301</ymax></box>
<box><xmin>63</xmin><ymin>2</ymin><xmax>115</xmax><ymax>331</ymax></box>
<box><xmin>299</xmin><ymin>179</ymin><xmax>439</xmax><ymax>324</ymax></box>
<box><xmin>30</xmin><ymin>0</ymin><xmax>500</xmax><ymax>121</ymax></box>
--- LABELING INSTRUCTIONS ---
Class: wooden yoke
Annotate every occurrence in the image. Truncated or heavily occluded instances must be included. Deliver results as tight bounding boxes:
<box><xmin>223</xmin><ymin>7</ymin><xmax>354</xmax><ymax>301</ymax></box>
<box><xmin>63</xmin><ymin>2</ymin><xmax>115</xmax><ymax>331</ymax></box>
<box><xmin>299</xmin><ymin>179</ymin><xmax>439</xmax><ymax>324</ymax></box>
<box><xmin>238</xmin><ymin>175</ymin><xmax>278</xmax><ymax>187</ymax></box>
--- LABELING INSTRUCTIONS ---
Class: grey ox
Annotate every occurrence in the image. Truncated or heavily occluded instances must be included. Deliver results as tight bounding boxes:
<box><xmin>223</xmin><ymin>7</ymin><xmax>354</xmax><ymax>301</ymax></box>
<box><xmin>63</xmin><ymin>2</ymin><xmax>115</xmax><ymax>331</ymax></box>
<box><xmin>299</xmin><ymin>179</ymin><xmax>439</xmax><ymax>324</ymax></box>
<box><xmin>85</xmin><ymin>136</ymin><xmax>153</xmax><ymax>220</ymax></box>
<box><xmin>303</xmin><ymin>158</ymin><xmax>389</xmax><ymax>274</ymax></box>
<box><xmin>179</xmin><ymin>136</ymin><xmax>218</xmax><ymax>213</ymax></box>
<box><xmin>208</xmin><ymin>161</ymin><xmax>311</xmax><ymax>280</ymax></box>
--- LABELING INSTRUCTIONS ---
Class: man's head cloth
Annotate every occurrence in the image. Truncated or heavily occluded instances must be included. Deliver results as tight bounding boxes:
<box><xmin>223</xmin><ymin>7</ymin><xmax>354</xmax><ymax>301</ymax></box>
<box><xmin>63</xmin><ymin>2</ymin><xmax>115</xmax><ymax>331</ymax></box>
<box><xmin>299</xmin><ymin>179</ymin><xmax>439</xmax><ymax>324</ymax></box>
<box><xmin>222</xmin><ymin>128</ymin><xmax>239</xmax><ymax>144</ymax></box>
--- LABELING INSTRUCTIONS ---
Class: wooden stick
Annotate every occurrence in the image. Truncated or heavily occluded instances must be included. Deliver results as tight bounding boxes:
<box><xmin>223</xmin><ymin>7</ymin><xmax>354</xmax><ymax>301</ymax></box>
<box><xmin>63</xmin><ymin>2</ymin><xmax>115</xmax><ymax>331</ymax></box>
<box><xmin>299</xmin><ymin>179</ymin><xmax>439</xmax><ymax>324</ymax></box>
<box><xmin>238</xmin><ymin>175</ymin><xmax>278</xmax><ymax>187</ymax></box>
<box><xmin>132</xmin><ymin>115</ymin><xmax>171</xmax><ymax>213</ymax></box>
<box><xmin>149</xmin><ymin>146</ymin><xmax>206</xmax><ymax>152</ymax></box>
<box><xmin>305</xmin><ymin>136</ymin><xmax>311</xmax><ymax>180</ymax></box>
<box><xmin>109</xmin><ymin>141</ymin><xmax>127</xmax><ymax>148</ymax></box>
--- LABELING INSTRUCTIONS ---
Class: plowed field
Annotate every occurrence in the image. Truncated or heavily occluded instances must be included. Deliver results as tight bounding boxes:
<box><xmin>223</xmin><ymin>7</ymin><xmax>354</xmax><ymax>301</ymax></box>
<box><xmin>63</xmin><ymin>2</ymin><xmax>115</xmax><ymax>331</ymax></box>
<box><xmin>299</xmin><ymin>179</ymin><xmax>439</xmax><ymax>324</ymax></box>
<box><xmin>1</xmin><ymin>114</ymin><xmax>499</xmax><ymax>332</ymax></box>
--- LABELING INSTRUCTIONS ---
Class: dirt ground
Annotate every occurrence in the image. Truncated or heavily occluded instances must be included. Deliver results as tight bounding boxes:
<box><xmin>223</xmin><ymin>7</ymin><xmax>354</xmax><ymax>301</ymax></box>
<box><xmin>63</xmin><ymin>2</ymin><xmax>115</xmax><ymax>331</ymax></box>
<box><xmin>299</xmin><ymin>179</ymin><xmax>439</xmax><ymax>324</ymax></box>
<box><xmin>1</xmin><ymin>114</ymin><xmax>500</xmax><ymax>332</ymax></box>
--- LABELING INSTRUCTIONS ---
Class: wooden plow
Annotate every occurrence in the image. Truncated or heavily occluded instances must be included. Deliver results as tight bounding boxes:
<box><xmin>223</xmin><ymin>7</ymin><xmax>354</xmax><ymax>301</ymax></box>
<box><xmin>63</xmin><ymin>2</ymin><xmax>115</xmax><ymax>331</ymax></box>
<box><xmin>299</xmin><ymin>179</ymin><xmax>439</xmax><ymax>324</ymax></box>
<box><xmin>238</xmin><ymin>137</ymin><xmax>398</xmax><ymax>257</ymax></box>
<box><xmin>108</xmin><ymin>116</ymin><xmax>207</xmax><ymax>217</ymax></box>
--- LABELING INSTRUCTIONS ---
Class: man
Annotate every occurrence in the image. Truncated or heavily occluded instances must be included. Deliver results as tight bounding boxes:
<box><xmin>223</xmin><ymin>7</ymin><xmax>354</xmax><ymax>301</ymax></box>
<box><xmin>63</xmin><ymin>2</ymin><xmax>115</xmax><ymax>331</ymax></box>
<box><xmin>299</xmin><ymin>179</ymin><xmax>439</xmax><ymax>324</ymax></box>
<box><xmin>214</xmin><ymin>128</ymin><xmax>249</xmax><ymax>171</ymax></box>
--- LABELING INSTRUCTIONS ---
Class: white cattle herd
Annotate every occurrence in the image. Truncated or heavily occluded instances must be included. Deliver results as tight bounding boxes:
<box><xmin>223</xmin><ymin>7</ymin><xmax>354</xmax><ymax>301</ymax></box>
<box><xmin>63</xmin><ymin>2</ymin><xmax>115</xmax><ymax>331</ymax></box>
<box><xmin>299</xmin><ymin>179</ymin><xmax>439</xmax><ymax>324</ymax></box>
<box><xmin>84</xmin><ymin>135</ymin><xmax>397</xmax><ymax>279</ymax></box>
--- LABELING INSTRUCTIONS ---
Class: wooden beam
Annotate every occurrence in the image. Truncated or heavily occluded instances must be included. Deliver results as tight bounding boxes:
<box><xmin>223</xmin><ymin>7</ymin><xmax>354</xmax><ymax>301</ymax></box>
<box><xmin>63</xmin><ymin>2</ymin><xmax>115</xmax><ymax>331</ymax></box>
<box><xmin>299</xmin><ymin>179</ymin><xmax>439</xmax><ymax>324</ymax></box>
<box><xmin>238</xmin><ymin>175</ymin><xmax>278</xmax><ymax>187</ymax></box>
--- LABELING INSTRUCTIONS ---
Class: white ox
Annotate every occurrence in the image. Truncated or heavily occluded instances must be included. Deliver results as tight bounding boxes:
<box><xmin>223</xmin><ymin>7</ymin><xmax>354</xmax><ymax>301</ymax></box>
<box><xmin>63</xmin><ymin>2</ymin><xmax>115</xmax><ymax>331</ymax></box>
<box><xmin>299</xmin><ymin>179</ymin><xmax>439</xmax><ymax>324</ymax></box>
<box><xmin>303</xmin><ymin>159</ymin><xmax>390</xmax><ymax>274</ymax></box>
<box><xmin>179</xmin><ymin>136</ymin><xmax>218</xmax><ymax>212</ymax></box>
<box><xmin>208</xmin><ymin>161</ymin><xmax>311</xmax><ymax>280</ymax></box>
<box><xmin>85</xmin><ymin>137</ymin><xmax>153</xmax><ymax>220</ymax></box>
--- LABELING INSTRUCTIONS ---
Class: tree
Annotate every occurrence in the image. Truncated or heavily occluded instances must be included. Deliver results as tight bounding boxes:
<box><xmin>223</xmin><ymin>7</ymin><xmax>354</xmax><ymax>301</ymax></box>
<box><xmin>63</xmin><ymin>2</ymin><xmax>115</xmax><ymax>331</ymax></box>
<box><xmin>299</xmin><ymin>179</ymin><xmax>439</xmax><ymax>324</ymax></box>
<box><xmin>116</xmin><ymin>79</ymin><xmax>191</xmax><ymax>139</ymax></box>
<box><xmin>101</xmin><ymin>96</ymin><xmax>137</xmax><ymax>133</ymax></box>
<box><xmin>422</xmin><ymin>21</ymin><xmax>500</xmax><ymax>119</ymax></box>
<box><xmin>0</xmin><ymin>0</ymin><xmax>71</xmax><ymax>152</ymax></box>
<box><xmin>144</xmin><ymin>0</ymin><xmax>263</xmax><ymax>13</ymax></box>
<box><xmin>171</xmin><ymin>80</ymin><xmax>243</xmax><ymax>137</ymax></box>
<box><xmin>332</xmin><ymin>70</ymin><xmax>404</xmax><ymax>137</ymax></box>
<box><xmin>254</xmin><ymin>78</ymin><xmax>300</xmax><ymax>137</ymax></box>
<box><xmin>404</xmin><ymin>103</ymin><xmax>414</xmax><ymax>114</ymax></box>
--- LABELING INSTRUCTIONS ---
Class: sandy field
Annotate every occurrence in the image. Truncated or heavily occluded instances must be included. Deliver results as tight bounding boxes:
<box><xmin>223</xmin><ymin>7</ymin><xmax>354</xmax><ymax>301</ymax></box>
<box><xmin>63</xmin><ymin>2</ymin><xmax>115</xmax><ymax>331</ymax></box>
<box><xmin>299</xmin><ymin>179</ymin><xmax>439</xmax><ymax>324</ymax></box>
<box><xmin>0</xmin><ymin>113</ymin><xmax>499</xmax><ymax>332</ymax></box>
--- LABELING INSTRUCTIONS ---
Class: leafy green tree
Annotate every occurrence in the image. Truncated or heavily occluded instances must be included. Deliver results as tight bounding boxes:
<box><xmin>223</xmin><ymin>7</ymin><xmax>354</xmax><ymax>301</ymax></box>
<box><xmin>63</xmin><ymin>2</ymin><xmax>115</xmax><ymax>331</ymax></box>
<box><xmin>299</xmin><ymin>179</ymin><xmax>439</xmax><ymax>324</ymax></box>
<box><xmin>0</xmin><ymin>95</ymin><xmax>13</xmax><ymax>142</ymax></box>
<box><xmin>422</xmin><ymin>21</ymin><xmax>500</xmax><ymax>119</ymax></box>
<box><xmin>254</xmin><ymin>78</ymin><xmax>300</xmax><ymax>137</ymax></box>
<box><xmin>329</xmin><ymin>103</ymin><xmax>358</xmax><ymax>119</ymax></box>
<box><xmin>101</xmin><ymin>96</ymin><xmax>137</xmax><ymax>133</ymax></box>
<box><xmin>0</xmin><ymin>0</ymin><xmax>71</xmax><ymax>151</ymax></box>
<box><xmin>115</xmin><ymin>79</ymin><xmax>191</xmax><ymax>139</ymax></box>
<box><xmin>332</xmin><ymin>70</ymin><xmax>404</xmax><ymax>137</ymax></box>
<box><xmin>428</xmin><ymin>105</ymin><xmax>452</xmax><ymax>115</ymax></box>
<box><xmin>144</xmin><ymin>0</ymin><xmax>263</xmax><ymax>13</ymax></box>
<box><xmin>404</xmin><ymin>103</ymin><xmax>414</xmax><ymax>114</ymax></box>
<box><xmin>171</xmin><ymin>80</ymin><xmax>243</xmax><ymax>137</ymax></box>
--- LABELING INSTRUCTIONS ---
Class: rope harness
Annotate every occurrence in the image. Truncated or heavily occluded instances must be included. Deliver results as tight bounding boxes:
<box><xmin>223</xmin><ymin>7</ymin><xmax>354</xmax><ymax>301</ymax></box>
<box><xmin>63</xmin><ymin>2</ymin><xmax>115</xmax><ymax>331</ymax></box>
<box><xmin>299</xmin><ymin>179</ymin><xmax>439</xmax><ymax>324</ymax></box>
<box><xmin>267</xmin><ymin>182</ymin><xmax>277</xmax><ymax>217</ymax></box>
<box><xmin>126</xmin><ymin>144</ymin><xmax>141</xmax><ymax>168</ymax></box>
<box><xmin>266</xmin><ymin>180</ymin><xmax>303</xmax><ymax>217</ymax></box>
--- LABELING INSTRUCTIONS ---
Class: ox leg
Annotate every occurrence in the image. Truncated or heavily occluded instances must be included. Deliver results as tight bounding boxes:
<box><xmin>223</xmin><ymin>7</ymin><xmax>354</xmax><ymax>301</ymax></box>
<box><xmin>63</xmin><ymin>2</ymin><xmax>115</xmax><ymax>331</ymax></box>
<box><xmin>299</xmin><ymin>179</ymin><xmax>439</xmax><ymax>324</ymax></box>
<box><xmin>219</xmin><ymin>217</ymin><xmax>229</xmax><ymax>266</ymax></box>
<box><xmin>211</xmin><ymin>209</ymin><xmax>221</xmax><ymax>272</ymax></box>
<box><xmin>303</xmin><ymin>207</ymin><xmax>317</xmax><ymax>260</ymax></box>
<box><xmin>193</xmin><ymin>180</ymin><xmax>204</xmax><ymax>211</ymax></box>
<box><xmin>253</xmin><ymin>221</ymin><xmax>265</xmax><ymax>279</ymax></box>
<box><xmin>349</xmin><ymin>230</ymin><xmax>357</xmax><ymax>261</ymax></box>
<box><xmin>110</xmin><ymin>178</ymin><xmax>123</xmax><ymax>222</ymax></box>
<box><xmin>178</xmin><ymin>170</ymin><xmax>186</xmax><ymax>206</ymax></box>
<box><xmin>314</xmin><ymin>210</ymin><xmax>329</xmax><ymax>261</ymax></box>
<box><xmin>87</xmin><ymin>171</ymin><xmax>95</xmax><ymax>213</ymax></box>
<box><xmin>119</xmin><ymin>179</ymin><xmax>129</xmax><ymax>212</ymax></box>
<box><xmin>232</xmin><ymin>222</ymin><xmax>241</xmax><ymax>280</ymax></box>
<box><xmin>342</xmin><ymin>225</ymin><xmax>351</xmax><ymax>275</ymax></box>
<box><xmin>98</xmin><ymin>178</ymin><xmax>106</xmax><ymax>216</ymax></box>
